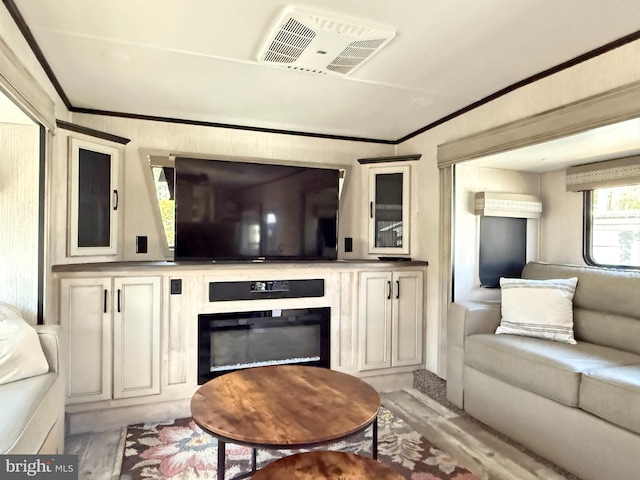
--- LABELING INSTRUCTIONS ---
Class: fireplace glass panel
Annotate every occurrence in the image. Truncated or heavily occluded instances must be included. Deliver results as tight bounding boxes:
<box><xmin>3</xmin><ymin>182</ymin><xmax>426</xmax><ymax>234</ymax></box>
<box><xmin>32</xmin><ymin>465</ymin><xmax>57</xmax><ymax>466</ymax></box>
<box><xmin>198</xmin><ymin>307</ymin><xmax>329</xmax><ymax>383</ymax></box>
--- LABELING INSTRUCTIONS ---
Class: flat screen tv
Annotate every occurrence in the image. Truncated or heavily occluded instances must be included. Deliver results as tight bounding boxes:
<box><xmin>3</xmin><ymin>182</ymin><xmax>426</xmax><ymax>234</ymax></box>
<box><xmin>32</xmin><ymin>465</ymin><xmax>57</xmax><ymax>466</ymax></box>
<box><xmin>174</xmin><ymin>157</ymin><xmax>340</xmax><ymax>261</ymax></box>
<box><xmin>479</xmin><ymin>216</ymin><xmax>527</xmax><ymax>288</ymax></box>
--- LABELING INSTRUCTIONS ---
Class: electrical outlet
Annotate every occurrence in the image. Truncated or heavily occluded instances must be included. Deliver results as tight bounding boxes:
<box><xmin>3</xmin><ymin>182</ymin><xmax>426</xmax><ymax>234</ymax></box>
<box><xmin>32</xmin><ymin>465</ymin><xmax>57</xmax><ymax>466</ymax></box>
<box><xmin>136</xmin><ymin>236</ymin><xmax>148</xmax><ymax>254</ymax></box>
<box><xmin>170</xmin><ymin>279</ymin><xmax>182</xmax><ymax>295</ymax></box>
<box><xmin>344</xmin><ymin>237</ymin><xmax>353</xmax><ymax>253</ymax></box>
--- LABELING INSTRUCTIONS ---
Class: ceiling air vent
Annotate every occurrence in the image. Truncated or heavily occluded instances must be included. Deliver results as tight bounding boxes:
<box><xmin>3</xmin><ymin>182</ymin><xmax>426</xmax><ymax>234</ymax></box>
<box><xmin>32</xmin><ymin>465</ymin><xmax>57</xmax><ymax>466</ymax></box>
<box><xmin>258</xmin><ymin>8</ymin><xmax>395</xmax><ymax>76</ymax></box>
<box><xmin>262</xmin><ymin>17</ymin><xmax>316</xmax><ymax>64</ymax></box>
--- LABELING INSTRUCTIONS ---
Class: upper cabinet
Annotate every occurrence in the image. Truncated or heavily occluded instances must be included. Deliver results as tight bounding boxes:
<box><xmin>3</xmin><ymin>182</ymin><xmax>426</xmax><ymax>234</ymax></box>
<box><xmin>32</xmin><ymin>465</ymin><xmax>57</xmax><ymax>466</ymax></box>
<box><xmin>68</xmin><ymin>137</ymin><xmax>121</xmax><ymax>256</ymax></box>
<box><xmin>368</xmin><ymin>165</ymin><xmax>411</xmax><ymax>255</ymax></box>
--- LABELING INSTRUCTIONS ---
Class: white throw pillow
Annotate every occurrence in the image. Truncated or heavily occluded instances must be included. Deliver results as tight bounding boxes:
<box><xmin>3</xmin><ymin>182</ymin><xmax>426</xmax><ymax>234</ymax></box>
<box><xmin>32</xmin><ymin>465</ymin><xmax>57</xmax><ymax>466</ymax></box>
<box><xmin>496</xmin><ymin>277</ymin><xmax>579</xmax><ymax>344</ymax></box>
<box><xmin>0</xmin><ymin>303</ymin><xmax>49</xmax><ymax>385</ymax></box>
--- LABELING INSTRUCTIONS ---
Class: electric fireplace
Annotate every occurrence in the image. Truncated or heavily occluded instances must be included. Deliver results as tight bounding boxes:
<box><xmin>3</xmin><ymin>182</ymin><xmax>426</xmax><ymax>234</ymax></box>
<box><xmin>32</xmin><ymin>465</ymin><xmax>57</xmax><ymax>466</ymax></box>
<box><xmin>198</xmin><ymin>307</ymin><xmax>330</xmax><ymax>384</ymax></box>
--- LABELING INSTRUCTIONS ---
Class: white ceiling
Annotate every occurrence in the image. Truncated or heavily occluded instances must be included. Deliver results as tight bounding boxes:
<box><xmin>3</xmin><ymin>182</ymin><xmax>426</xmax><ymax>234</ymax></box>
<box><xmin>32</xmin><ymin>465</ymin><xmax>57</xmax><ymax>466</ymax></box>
<box><xmin>9</xmin><ymin>0</ymin><xmax>640</xmax><ymax>142</ymax></box>
<box><xmin>469</xmin><ymin>117</ymin><xmax>640</xmax><ymax>173</ymax></box>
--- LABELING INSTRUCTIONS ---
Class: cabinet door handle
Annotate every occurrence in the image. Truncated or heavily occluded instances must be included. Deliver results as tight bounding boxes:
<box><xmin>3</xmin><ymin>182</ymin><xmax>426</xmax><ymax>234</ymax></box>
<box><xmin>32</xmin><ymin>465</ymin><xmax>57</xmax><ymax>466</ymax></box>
<box><xmin>396</xmin><ymin>280</ymin><xmax>400</xmax><ymax>299</ymax></box>
<box><xmin>370</xmin><ymin>201</ymin><xmax>373</xmax><ymax>218</ymax></box>
<box><xmin>113</xmin><ymin>190</ymin><xmax>119</xmax><ymax>211</ymax></box>
<box><xmin>117</xmin><ymin>289</ymin><xmax>121</xmax><ymax>312</ymax></box>
<box><xmin>387</xmin><ymin>281</ymin><xmax>391</xmax><ymax>299</ymax></box>
<box><xmin>103</xmin><ymin>289</ymin><xmax>108</xmax><ymax>313</ymax></box>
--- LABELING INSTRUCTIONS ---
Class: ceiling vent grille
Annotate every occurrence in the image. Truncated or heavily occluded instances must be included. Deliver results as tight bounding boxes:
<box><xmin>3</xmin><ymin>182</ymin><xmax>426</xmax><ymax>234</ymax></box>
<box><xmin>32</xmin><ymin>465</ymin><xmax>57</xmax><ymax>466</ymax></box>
<box><xmin>258</xmin><ymin>8</ymin><xmax>395</xmax><ymax>76</ymax></box>
<box><xmin>326</xmin><ymin>38</ymin><xmax>387</xmax><ymax>74</ymax></box>
<box><xmin>262</xmin><ymin>18</ymin><xmax>316</xmax><ymax>64</ymax></box>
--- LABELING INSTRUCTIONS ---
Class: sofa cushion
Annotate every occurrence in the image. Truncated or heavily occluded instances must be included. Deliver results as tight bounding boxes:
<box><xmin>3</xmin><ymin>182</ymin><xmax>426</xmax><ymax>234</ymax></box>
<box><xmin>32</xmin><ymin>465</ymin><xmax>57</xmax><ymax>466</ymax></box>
<box><xmin>0</xmin><ymin>303</ymin><xmax>49</xmax><ymax>385</ymax></box>
<box><xmin>0</xmin><ymin>372</ymin><xmax>58</xmax><ymax>454</ymax></box>
<box><xmin>522</xmin><ymin>263</ymin><xmax>640</xmax><ymax>355</ymax></box>
<box><xmin>580</xmin><ymin>364</ymin><xmax>640</xmax><ymax>436</ymax></box>
<box><xmin>496</xmin><ymin>277</ymin><xmax>578</xmax><ymax>344</ymax></box>
<box><xmin>465</xmin><ymin>334</ymin><xmax>640</xmax><ymax>406</ymax></box>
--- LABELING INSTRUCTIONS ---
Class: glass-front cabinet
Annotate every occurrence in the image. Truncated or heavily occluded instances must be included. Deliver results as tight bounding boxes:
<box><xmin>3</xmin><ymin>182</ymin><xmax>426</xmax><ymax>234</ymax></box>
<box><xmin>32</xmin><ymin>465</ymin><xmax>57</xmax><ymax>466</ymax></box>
<box><xmin>368</xmin><ymin>165</ymin><xmax>410</xmax><ymax>255</ymax></box>
<box><xmin>68</xmin><ymin>137</ymin><xmax>120</xmax><ymax>256</ymax></box>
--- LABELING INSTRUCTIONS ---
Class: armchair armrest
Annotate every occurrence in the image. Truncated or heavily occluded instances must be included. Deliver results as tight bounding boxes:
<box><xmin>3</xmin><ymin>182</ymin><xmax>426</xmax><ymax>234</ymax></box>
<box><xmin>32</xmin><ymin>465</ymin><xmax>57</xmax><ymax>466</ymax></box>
<box><xmin>34</xmin><ymin>325</ymin><xmax>61</xmax><ymax>373</ymax></box>
<box><xmin>446</xmin><ymin>301</ymin><xmax>501</xmax><ymax>408</ymax></box>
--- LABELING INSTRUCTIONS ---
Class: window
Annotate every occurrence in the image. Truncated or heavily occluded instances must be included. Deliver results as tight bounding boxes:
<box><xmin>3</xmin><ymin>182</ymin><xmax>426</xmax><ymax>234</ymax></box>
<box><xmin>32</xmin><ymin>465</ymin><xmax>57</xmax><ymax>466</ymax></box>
<box><xmin>585</xmin><ymin>184</ymin><xmax>640</xmax><ymax>268</ymax></box>
<box><xmin>150</xmin><ymin>163</ymin><xmax>175</xmax><ymax>249</ymax></box>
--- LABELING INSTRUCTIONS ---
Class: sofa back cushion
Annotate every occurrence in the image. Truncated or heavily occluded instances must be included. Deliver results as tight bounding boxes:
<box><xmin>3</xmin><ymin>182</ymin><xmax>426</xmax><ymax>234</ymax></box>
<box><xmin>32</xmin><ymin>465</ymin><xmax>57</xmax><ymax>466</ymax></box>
<box><xmin>522</xmin><ymin>262</ymin><xmax>640</xmax><ymax>355</ymax></box>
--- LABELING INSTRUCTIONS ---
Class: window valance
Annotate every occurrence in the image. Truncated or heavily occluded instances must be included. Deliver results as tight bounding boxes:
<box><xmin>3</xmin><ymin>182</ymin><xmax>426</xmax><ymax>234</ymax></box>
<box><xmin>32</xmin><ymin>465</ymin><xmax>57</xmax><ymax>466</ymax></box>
<box><xmin>474</xmin><ymin>192</ymin><xmax>542</xmax><ymax>218</ymax></box>
<box><xmin>0</xmin><ymin>35</ymin><xmax>54</xmax><ymax>130</ymax></box>
<box><xmin>566</xmin><ymin>155</ymin><xmax>640</xmax><ymax>192</ymax></box>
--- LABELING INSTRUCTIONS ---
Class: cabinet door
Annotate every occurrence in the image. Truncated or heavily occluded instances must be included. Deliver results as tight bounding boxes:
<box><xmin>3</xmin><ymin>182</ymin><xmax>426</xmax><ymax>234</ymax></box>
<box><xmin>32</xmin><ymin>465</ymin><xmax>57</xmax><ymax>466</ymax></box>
<box><xmin>60</xmin><ymin>278</ymin><xmax>112</xmax><ymax>404</ymax></box>
<box><xmin>68</xmin><ymin>137</ymin><xmax>120</xmax><ymax>256</ymax></box>
<box><xmin>391</xmin><ymin>271</ymin><xmax>423</xmax><ymax>367</ymax></box>
<box><xmin>368</xmin><ymin>165</ymin><xmax>410</xmax><ymax>255</ymax></box>
<box><xmin>358</xmin><ymin>271</ymin><xmax>393</xmax><ymax>371</ymax></box>
<box><xmin>112</xmin><ymin>277</ymin><xmax>161</xmax><ymax>399</ymax></box>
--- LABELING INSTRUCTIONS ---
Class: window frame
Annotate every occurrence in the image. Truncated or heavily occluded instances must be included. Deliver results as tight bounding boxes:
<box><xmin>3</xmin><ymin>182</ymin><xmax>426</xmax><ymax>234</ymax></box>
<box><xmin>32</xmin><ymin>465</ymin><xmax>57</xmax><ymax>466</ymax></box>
<box><xmin>140</xmin><ymin>151</ymin><xmax>174</xmax><ymax>260</ymax></box>
<box><xmin>149</xmin><ymin>163</ymin><xmax>175</xmax><ymax>251</ymax></box>
<box><xmin>583</xmin><ymin>189</ymin><xmax>640</xmax><ymax>270</ymax></box>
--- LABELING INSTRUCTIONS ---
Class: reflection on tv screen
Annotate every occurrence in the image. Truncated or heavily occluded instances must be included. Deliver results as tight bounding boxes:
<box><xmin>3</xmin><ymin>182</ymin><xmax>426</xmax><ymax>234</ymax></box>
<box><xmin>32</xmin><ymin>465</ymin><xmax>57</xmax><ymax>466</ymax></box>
<box><xmin>174</xmin><ymin>157</ymin><xmax>339</xmax><ymax>261</ymax></box>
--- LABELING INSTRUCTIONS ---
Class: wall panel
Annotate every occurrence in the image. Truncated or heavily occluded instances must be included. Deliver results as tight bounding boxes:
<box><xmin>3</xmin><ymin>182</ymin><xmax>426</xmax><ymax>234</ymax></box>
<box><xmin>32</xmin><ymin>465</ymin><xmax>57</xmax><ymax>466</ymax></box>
<box><xmin>0</xmin><ymin>122</ymin><xmax>40</xmax><ymax>323</ymax></box>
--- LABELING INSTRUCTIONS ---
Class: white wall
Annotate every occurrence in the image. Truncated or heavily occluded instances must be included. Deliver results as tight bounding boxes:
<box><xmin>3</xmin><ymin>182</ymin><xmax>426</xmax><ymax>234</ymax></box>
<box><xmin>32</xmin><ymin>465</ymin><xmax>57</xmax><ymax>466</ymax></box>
<box><xmin>0</xmin><ymin>93</ymin><xmax>34</xmax><ymax>124</ymax></box>
<box><xmin>0</xmin><ymin>2</ymin><xmax>72</xmax><ymax>323</ymax></box>
<box><xmin>540</xmin><ymin>169</ymin><xmax>586</xmax><ymax>266</ymax></box>
<box><xmin>0</xmin><ymin>122</ymin><xmax>40</xmax><ymax>323</ymax></box>
<box><xmin>453</xmin><ymin>165</ymin><xmax>541</xmax><ymax>303</ymax></box>
<box><xmin>69</xmin><ymin>39</ymin><xmax>640</xmax><ymax>377</ymax></box>
<box><xmin>50</xmin><ymin>114</ymin><xmax>395</xmax><ymax>265</ymax></box>
<box><xmin>398</xmin><ymin>39</ymin><xmax>640</xmax><ymax>376</ymax></box>
<box><xmin>2</xmin><ymin>0</ymin><xmax>639</xmax><ymax>366</ymax></box>
<box><xmin>0</xmin><ymin>4</ymin><xmax>70</xmax><ymax>122</ymax></box>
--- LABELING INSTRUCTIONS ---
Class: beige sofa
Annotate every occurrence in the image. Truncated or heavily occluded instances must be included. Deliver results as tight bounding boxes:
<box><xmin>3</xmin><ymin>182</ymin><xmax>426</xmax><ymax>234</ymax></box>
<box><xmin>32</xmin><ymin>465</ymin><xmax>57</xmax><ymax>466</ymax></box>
<box><xmin>0</xmin><ymin>324</ymin><xmax>65</xmax><ymax>454</ymax></box>
<box><xmin>447</xmin><ymin>262</ymin><xmax>640</xmax><ymax>480</ymax></box>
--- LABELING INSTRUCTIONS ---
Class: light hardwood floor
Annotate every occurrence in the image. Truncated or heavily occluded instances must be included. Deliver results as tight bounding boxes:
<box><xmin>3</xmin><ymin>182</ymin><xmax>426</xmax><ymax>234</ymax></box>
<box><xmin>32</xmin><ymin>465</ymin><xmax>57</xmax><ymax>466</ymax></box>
<box><xmin>65</xmin><ymin>388</ymin><xmax>575</xmax><ymax>480</ymax></box>
<box><xmin>65</xmin><ymin>428</ymin><xmax>125</xmax><ymax>480</ymax></box>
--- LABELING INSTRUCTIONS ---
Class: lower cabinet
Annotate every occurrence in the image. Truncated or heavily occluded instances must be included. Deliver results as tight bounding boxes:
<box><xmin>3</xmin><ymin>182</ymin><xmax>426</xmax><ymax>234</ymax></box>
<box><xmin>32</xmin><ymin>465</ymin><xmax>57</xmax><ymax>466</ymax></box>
<box><xmin>60</xmin><ymin>276</ymin><xmax>161</xmax><ymax>404</ymax></box>
<box><xmin>358</xmin><ymin>270</ymin><xmax>423</xmax><ymax>371</ymax></box>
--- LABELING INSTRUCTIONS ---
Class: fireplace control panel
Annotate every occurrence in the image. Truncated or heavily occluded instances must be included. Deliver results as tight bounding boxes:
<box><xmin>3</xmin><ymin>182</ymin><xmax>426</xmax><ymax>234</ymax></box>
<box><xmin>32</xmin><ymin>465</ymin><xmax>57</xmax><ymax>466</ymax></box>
<box><xmin>251</xmin><ymin>280</ymin><xmax>289</xmax><ymax>292</ymax></box>
<box><xmin>209</xmin><ymin>279</ymin><xmax>324</xmax><ymax>301</ymax></box>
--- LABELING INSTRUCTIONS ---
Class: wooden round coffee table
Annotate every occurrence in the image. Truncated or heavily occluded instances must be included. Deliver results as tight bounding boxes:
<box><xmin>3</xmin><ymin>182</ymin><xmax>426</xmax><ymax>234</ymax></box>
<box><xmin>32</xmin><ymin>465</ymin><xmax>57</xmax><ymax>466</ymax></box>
<box><xmin>191</xmin><ymin>365</ymin><xmax>380</xmax><ymax>480</ymax></box>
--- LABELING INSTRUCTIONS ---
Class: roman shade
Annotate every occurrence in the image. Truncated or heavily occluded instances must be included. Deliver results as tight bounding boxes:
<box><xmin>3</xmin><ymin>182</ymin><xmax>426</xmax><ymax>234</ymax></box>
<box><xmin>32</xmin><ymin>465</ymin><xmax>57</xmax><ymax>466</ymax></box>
<box><xmin>474</xmin><ymin>192</ymin><xmax>542</xmax><ymax>218</ymax></box>
<box><xmin>566</xmin><ymin>155</ymin><xmax>640</xmax><ymax>192</ymax></box>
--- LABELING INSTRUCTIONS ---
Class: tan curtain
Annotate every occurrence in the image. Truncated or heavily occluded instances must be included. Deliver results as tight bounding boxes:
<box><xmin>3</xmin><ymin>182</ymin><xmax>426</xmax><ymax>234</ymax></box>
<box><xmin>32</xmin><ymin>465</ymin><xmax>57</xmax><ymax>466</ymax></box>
<box><xmin>566</xmin><ymin>155</ymin><xmax>640</xmax><ymax>192</ymax></box>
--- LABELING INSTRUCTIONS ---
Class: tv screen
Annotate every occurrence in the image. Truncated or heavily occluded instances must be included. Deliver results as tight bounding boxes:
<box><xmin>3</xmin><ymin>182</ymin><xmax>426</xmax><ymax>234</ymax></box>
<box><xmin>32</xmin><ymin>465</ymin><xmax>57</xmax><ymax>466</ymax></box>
<box><xmin>174</xmin><ymin>157</ymin><xmax>340</xmax><ymax>261</ymax></box>
<box><xmin>479</xmin><ymin>216</ymin><xmax>527</xmax><ymax>288</ymax></box>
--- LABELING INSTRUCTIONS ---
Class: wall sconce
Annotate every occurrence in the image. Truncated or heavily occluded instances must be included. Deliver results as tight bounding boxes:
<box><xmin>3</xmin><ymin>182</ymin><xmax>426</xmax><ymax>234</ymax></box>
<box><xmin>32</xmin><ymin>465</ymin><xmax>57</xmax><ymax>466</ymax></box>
<box><xmin>475</xmin><ymin>192</ymin><xmax>542</xmax><ymax>219</ymax></box>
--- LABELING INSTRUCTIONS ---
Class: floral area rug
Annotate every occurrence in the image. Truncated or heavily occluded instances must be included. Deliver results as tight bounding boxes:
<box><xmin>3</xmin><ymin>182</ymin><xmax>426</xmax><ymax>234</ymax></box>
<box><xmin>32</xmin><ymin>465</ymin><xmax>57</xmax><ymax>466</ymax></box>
<box><xmin>119</xmin><ymin>407</ymin><xmax>478</xmax><ymax>480</ymax></box>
